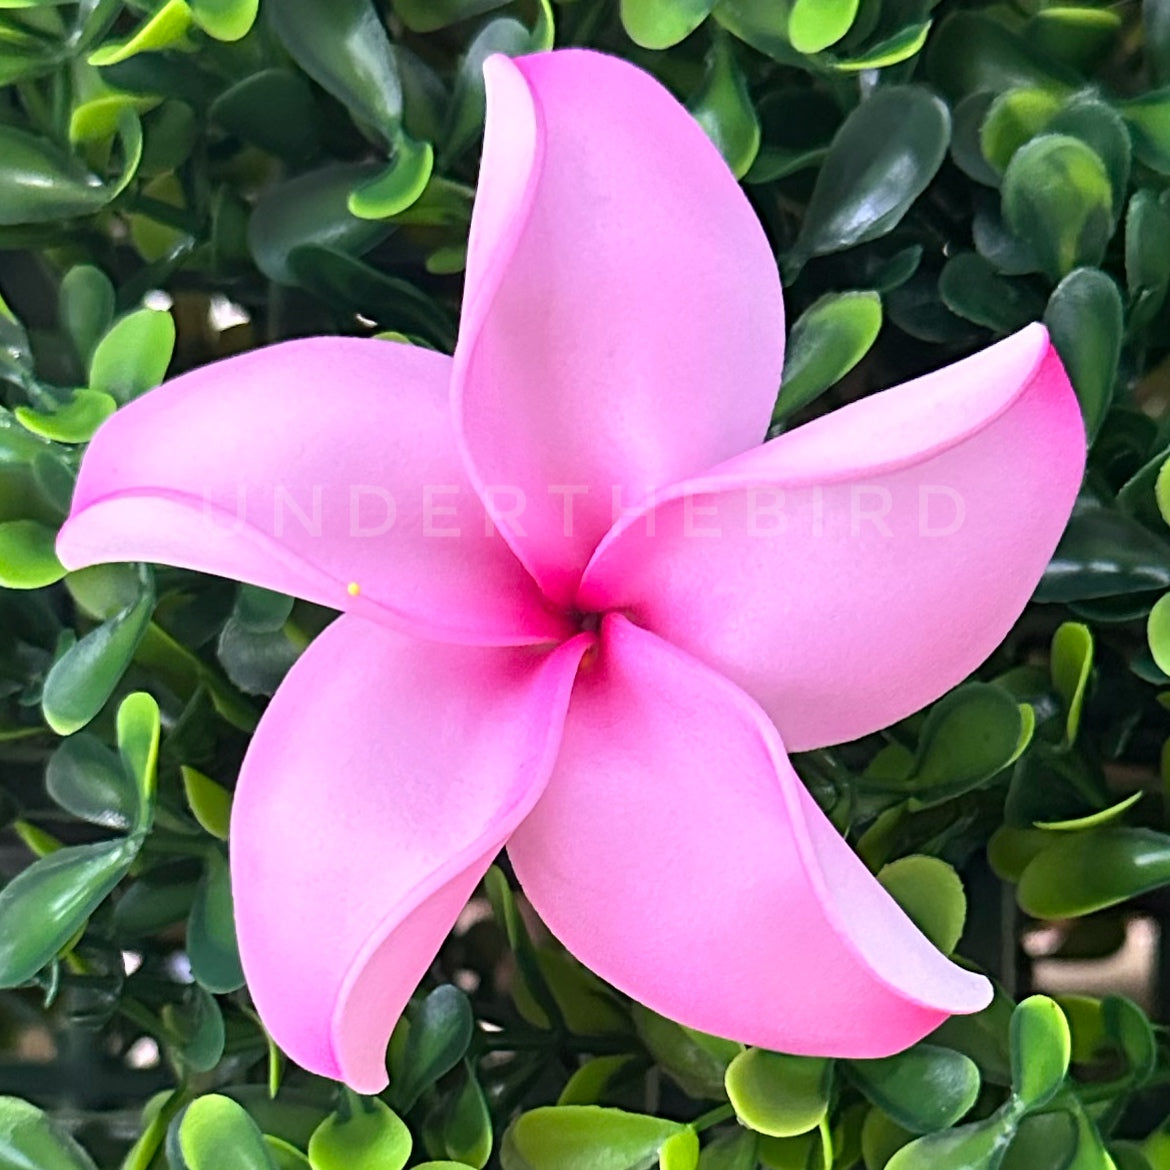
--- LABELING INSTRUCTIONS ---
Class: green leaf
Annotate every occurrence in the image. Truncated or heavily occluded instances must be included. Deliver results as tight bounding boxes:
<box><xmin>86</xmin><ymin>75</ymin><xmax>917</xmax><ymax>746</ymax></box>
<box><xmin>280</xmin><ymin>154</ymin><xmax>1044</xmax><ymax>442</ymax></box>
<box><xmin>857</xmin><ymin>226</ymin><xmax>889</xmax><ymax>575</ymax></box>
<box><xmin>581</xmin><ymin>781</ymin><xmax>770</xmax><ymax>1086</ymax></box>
<box><xmin>1126</xmin><ymin>189</ymin><xmax>1170</xmax><ymax>328</ymax></box>
<box><xmin>788</xmin><ymin>0</ymin><xmax>858</xmax><ymax>53</ymax></box>
<box><xmin>0</xmin><ymin>837</ymin><xmax>139</xmax><ymax>987</ymax></box>
<box><xmin>308</xmin><ymin>1099</ymin><xmax>411</xmax><ymax>1170</ymax></box>
<box><xmin>88</xmin><ymin>308</ymin><xmax>175</xmax><ymax>403</ymax></box>
<box><xmin>267</xmin><ymin>0</ymin><xmax>402</xmax><ymax>143</ymax></box>
<box><xmin>925</xmin><ymin>11</ymin><xmax>1076</xmax><ymax>103</ymax></box>
<box><xmin>348</xmin><ymin>135</ymin><xmax>434</xmax><ymax>220</ymax></box>
<box><xmin>501</xmin><ymin>1107</ymin><xmax>685</xmax><ymax>1170</ymax></box>
<box><xmin>1034</xmin><ymin>792</ymin><xmax>1142</xmax><ymax>832</ymax></box>
<box><xmin>1039</xmin><ymin>502</ymin><xmax>1170</xmax><ymax>601</ymax></box>
<box><xmin>163</xmin><ymin>984</ymin><xmax>226</xmax><ymax>1073</ymax></box>
<box><xmin>773</xmin><ymin>291</ymin><xmax>881</xmax><ymax>422</ymax></box>
<box><xmin>980</xmin><ymin>87</ymin><xmax>1062</xmax><ymax>173</ymax></box>
<box><xmin>633</xmin><ymin>1004</ymin><xmax>741</xmax><ymax>1098</ymax></box>
<box><xmin>16</xmin><ymin>389</ymin><xmax>116</xmax><ymax>443</ymax></box>
<box><xmin>117</xmin><ymin>691</ymin><xmax>159</xmax><ymax>827</ymax></box>
<box><xmin>938</xmin><ymin>252</ymin><xmax>1044</xmax><ymax>333</ymax></box>
<box><xmin>248</xmin><ymin>164</ymin><xmax>392</xmax><ymax>286</ymax></box>
<box><xmin>1051</xmin><ymin>622</ymin><xmax>1093</xmax><ymax>744</ymax></box>
<box><xmin>790</xmin><ymin>86</ymin><xmax>949</xmax><ymax>267</ymax></box>
<box><xmin>1010</xmin><ymin>996</ymin><xmax>1070</xmax><ymax>1108</ymax></box>
<box><xmin>0</xmin><ymin>119</ymin><xmax>141</xmax><ymax>224</ymax></box>
<box><xmin>904</xmin><ymin>683</ymin><xmax>1031</xmax><ymax>808</ymax></box>
<box><xmin>1102</xmin><ymin>995</ymin><xmax>1156</xmax><ymax>1082</ymax></box>
<box><xmin>725</xmin><ymin>1050</ymin><xmax>830</xmax><ymax>1138</ymax></box>
<box><xmin>59</xmin><ymin>265</ymin><xmax>114</xmax><ymax>363</ymax></box>
<box><xmin>847</xmin><ymin>1044</ymin><xmax>980</xmax><ymax>1134</ymax></box>
<box><xmin>210</xmin><ymin>69</ymin><xmax>322</xmax><ymax>162</ymax></box>
<box><xmin>1151</xmin><ymin>592</ymin><xmax>1170</xmax><ymax>676</ymax></box>
<box><xmin>187</xmin><ymin>850</ymin><xmax>244</xmax><ymax>993</ymax></box>
<box><xmin>88</xmin><ymin>0</ymin><xmax>193</xmax><ymax>65</ymax></box>
<box><xmin>661</xmin><ymin>1130</ymin><xmax>700</xmax><ymax>1170</ymax></box>
<box><xmin>885</xmin><ymin>1110</ymin><xmax>1018</xmax><ymax>1170</ymax></box>
<box><xmin>42</xmin><ymin>575</ymin><xmax>155</xmax><ymax>735</ymax></box>
<box><xmin>171</xmin><ymin>1095</ymin><xmax>277</xmax><ymax>1170</ymax></box>
<box><xmin>1048</xmin><ymin>99</ymin><xmax>1131</xmax><ymax>212</ymax></box>
<box><xmin>1017</xmin><ymin>827</ymin><xmax>1170</xmax><ymax>917</ymax></box>
<box><xmin>697</xmin><ymin>1130</ymin><xmax>758</xmax><ymax>1170</ymax></box>
<box><xmin>444</xmin><ymin>1065</ymin><xmax>492</xmax><ymax>1168</ymax></box>
<box><xmin>829</xmin><ymin>21</ymin><xmax>932</xmax><ymax>72</ymax></box>
<box><xmin>47</xmin><ymin>733</ymin><xmax>136</xmax><ymax>831</ymax></box>
<box><xmin>182</xmin><ymin>766</ymin><xmax>232</xmax><ymax>840</ymax></box>
<box><xmin>0</xmin><ymin>1096</ymin><xmax>98</xmax><ymax>1170</ymax></box>
<box><xmin>189</xmin><ymin>0</ymin><xmax>258</xmax><ymax>41</ymax></box>
<box><xmin>876</xmin><ymin>856</ymin><xmax>966</xmax><ymax>955</ymax></box>
<box><xmin>389</xmin><ymin>0</ymin><xmax>509</xmax><ymax>32</ymax></box>
<box><xmin>1002</xmin><ymin>135</ymin><xmax>1113</xmax><ymax>281</ymax></box>
<box><xmin>689</xmin><ymin>34</ymin><xmax>760</xmax><ymax>180</ymax></box>
<box><xmin>620</xmin><ymin>0</ymin><xmax>712</xmax><ymax>48</ymax></box>
<box><xmin>1043</xmin><ymin>268</ymin><xmax>1122</xmax><ymax>440</ymax></box>
<box><xmin>391</xmin><ymin>985</ymin><xmax>473</xmax><ymax>1112</ymax></box>
<box><xmin>0</xmin><ymin>519</ymin><xmax>64</xmax><ymax>588</ymax></box>
<box><xmin>557</xmin><ymin>1055</ymin><xmax>640</xmax><ymax>1107</ymax></box>
<box><xmin>1119</xmin><ymin>89</ymin><xmax>1170</xmax><ymax>175</ymax></box>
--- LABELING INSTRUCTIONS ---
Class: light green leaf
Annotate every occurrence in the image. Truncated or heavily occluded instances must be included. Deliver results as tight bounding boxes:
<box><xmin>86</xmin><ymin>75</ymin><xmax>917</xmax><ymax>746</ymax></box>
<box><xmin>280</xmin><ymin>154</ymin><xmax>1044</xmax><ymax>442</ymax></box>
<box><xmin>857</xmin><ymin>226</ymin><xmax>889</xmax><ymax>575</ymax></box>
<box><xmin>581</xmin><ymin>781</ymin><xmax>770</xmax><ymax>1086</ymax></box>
<box><xmin>0</xmin><ymin>519</ymin><xmax>64</xmax><ymax>588</ymax></box>
<box><xmin>789</xmin><ymin>0</ymin><xmax>859</xmax><ymax>54</ymax></box>
<box><xmin>172</xmin><ymin>1095</ymin><xmax>277</xmax><ymax>1170</ymax></box>
<box><xmin>88</xmin><ymin>0</ymin><xmax>193</xmax><ymax>66</ymax></box>
<box><xmin>1050</xmin><ymin>622</ymin><xmax>1093</xmax><ymax>744</ymax></box>
<box><xmin>89</xmin><ymin>308</ymin><xmax>175</xmax><ymax>403</ymax></box>
<box><xmin>725</xmin><ymin>1050</ymin><xmax>830</xmax><ymax>1138</ymax></box>
<box><xmin>308</xmin><ymin>1099</ymin><xmax>411</xmax><ymax>1170</ymax></box>
<box><xmin>621</xmin><ymin>0</ymin><xmax>712</xmax><ymax>48</ymax></box>
<box><xmin>189</xmin><ymin>0</ymin><xmax>258</xmax><ymax>41</ymax></box>
<box><xmin>182</xmin><ymin>767</ymin><xmax>232</xmax><ymax>840</ymax></box>
<box><xmin>16</xmin><ymin>389</ymin><xmax>116</xmax><ymax>443</ymax></box>
<box><xmin>501</xmin><ymin>1106</ymin><xmax>685</xmax><ymax>1170</ymax></box>
<box><xmin>1010</xmin><ymin>996</ymin><xmax>1071</xmax><ymax>1108</ymax></box>
<box><xmin>877</xmin><ymin>856</ymin><xmax>966</xmax><ymax>955</ymax></box>
<box><xmin>348</xmin><ymin>135</ymin><xmax>434</xmax><ymax>220</ymax></box>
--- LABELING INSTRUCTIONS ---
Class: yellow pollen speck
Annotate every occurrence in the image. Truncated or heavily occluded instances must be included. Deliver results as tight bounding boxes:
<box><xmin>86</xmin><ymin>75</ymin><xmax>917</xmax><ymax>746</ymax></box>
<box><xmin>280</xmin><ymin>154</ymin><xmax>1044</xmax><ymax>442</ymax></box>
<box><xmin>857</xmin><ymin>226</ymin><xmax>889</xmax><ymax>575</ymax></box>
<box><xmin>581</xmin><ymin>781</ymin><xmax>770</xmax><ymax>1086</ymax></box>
<box><xmin>347</xmin><ymin>582</ymin><xmax>361</xmax><ymax>596</ymax></box>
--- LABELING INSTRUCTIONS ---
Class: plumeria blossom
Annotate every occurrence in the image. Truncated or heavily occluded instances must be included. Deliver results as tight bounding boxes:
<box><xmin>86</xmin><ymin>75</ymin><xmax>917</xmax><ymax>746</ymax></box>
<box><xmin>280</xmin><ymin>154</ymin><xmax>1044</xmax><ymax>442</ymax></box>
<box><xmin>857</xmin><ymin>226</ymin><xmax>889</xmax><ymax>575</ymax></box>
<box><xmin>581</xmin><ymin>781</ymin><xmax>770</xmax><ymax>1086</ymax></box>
<box><xmin>58</xmin><ymin>49</ymin><xmax>1085</xmax><ymax>1092</ymax></box>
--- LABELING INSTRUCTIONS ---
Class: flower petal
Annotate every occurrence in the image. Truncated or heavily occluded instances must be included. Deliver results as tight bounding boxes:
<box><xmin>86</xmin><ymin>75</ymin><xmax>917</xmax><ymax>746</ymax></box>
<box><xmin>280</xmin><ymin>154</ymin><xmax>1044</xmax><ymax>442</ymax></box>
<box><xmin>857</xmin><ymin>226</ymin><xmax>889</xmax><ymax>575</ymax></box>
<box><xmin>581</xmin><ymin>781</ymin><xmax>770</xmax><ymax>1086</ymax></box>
<box><xmin>231</xmin><ymin>614</ymin><xmax>591</xmax><ymax>1091</ymax></box>
<box><xmin>508</xmin><ymin>615</ymin><xmax>990</xmax><ymax>1055</ymax></box>
<box><xmin>58</xmin><ymin>338</ymin><xmax>566</xmax><ymax>645</ymax></box>
<box><xmin>454</xmin><ymin>50</ymin><xmax>784</xmax><ymax>605</ymax></box>
<box><xmin>578</xmin><ymin>324</ymin><xmax>1085</xmax><ymax>750</ymax></box>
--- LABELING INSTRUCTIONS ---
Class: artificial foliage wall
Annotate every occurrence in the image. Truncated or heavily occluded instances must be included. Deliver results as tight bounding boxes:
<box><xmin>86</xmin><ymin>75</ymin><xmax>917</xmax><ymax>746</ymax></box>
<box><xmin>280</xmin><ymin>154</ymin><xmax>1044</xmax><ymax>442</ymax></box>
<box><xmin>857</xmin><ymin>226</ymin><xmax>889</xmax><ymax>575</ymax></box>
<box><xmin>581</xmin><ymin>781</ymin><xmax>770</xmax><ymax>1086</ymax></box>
<box><xmin>2</xmin><ymin>1</ymin><xmax>1170</xmax><ymax>1168</ymax></box>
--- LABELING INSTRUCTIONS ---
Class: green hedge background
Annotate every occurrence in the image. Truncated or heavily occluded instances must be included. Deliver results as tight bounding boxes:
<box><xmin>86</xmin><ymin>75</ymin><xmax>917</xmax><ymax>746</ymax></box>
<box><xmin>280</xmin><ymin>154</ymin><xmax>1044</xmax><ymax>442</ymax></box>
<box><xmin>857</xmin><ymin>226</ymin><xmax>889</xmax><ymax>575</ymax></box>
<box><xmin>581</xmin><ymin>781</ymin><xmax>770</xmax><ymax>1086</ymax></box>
<box><xmin>4</xmin><ymin>0</ymin><xmax>1170</xmax><ymax>1167</ymax></box>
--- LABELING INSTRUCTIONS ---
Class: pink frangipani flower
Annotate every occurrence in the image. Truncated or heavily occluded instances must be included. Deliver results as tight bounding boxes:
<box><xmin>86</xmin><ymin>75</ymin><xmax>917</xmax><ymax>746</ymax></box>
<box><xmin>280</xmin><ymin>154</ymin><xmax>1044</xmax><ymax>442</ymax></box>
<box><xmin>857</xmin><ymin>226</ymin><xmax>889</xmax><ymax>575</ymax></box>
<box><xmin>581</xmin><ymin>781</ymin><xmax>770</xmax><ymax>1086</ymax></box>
<box><xmin>58</xmin><ymin>49</ymin><xmax>1086</xmax><ymax>1092</ymax></box>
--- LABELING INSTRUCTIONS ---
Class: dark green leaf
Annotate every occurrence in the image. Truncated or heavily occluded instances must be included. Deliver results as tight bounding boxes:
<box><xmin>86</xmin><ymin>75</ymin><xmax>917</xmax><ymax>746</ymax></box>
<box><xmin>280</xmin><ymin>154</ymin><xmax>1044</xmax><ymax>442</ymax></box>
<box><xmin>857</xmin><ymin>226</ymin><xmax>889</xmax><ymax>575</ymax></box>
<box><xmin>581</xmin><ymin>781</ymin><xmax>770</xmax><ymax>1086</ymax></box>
<box><xmin>790</xmin><ymin>86</ymin><xmax>949</xmax><ymax>266</ymax></box>
<box><xmin>392</xmin><ymin>985</ymin><xmax>473</xmax><ymax>1112</ymax></box>
<box><xmin>46</xmin><ymin>733</ymin><xmax>136</xmax><ymax>830</ymax></box>
<box><xmin>1043</xmin><ymin>267</ymin><xmax>1122</xmax><ymax>439</ymax></box>
<box><xmin>187</xmin><ymin>850</ymin><xmax>244</xmax><ymax>993</ymax></box>
<box><xmin>938</xmin><ymin>252</ymin><xmax>1043</xmax><ymax>333</ymax></box>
